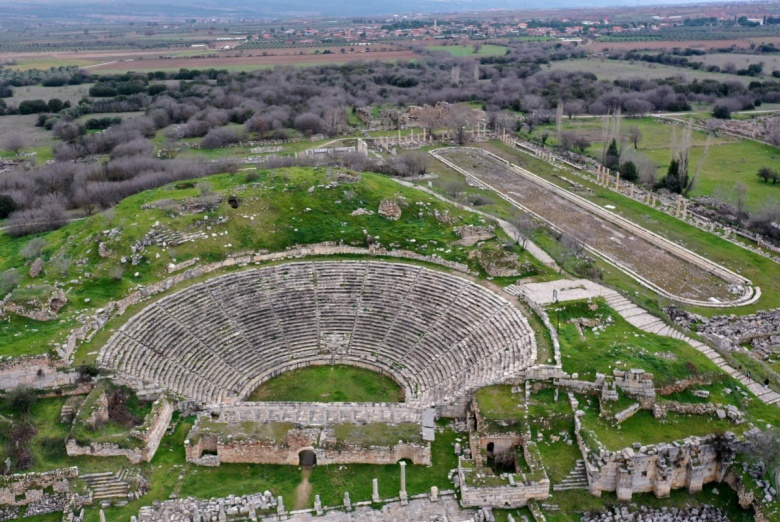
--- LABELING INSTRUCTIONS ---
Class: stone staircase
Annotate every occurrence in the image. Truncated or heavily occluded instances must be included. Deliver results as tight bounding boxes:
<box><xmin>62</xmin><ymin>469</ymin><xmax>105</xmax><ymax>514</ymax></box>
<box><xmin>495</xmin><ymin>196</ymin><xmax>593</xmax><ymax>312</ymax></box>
<box><xmin>81</xmin><ymin>470</ymin><xmax>131</xmax><ymax>500</ymax></box>
<box><xmin>553</xmin><ymin>460</ymin><xmax>589</xmax><ymax>491</ymax></box>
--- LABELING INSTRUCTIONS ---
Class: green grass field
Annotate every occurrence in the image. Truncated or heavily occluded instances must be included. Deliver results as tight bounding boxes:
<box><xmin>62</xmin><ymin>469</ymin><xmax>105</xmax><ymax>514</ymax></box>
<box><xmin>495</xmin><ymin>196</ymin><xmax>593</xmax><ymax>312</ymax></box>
<box><xmin>427</xmin><ymin>44</ymin><xmax>507</xmax><ymax>57</ymax></box>
<box><xmin>247</xmin><ymin>364</ymin><xmax>404</xmax><ymax>402</ymax></box>
<box><xmin>526</xmin><ymin>117</ymin><xmax>780</xmax><ymax>212</ymax></box>
<box><xmin>552</xmin><ymin>299</ymin><xmax>723</xmax><ymax>387</ymax></box>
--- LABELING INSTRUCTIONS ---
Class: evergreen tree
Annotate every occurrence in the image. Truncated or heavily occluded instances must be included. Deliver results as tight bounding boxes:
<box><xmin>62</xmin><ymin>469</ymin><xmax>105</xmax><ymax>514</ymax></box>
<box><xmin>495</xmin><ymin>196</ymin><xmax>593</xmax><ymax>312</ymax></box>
<box><xmin>619</xmin><ymin>161</ymin><xmax>638</xmax><ymax>182</ymax></box>
<box><xmin>657</xmin><ymin>159</ymin><xmax>688</xmax><ymax>194</ymax></box>
<box><xmin>604</xmin><ymin>138</ymin><xmax>620</xmax><ymax>171</ymax></box>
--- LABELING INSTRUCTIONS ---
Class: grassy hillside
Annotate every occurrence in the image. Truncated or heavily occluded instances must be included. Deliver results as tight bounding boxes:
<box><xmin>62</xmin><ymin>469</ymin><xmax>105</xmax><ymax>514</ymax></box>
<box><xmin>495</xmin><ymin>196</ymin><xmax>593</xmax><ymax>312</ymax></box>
<box><xmin>0</xmin><ymin>166</ymin><xmax>548</xmax><ymax>359</ymax></box>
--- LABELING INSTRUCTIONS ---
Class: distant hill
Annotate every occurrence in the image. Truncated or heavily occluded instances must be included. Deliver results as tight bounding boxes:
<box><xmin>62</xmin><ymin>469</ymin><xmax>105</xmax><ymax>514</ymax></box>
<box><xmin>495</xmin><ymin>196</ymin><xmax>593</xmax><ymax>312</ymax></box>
<box><xmin>0</xmin><ymin>0</ymin><xmax>734</xmax><ymax>20</ymax></box>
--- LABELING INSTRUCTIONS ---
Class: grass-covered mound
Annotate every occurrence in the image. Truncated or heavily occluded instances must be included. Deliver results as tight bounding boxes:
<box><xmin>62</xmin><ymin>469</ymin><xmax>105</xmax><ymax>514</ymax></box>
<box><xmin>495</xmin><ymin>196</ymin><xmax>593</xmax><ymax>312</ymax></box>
<box><xmin>0</xmin><ymin>167</ymin><xmax>548</xmax><ymax>359</ymax></box>
<box><xmin>246</xmin><ymin>364</ymin><xmax>403</xmax><ymax>403</ymax></box>
<box><xmin>552</xmin><ymin>299</ymin><xmax>723</xmax><ymax>387</ymax></box>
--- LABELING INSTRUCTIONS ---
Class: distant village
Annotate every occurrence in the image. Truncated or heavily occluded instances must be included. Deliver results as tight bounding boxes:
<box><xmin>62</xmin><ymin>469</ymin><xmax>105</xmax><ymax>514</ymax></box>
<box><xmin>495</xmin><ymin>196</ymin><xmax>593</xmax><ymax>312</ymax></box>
<box><xmin>175</xmin><ymin>9</ymin><xmax>780</xmax><ymax>49</ymax></box>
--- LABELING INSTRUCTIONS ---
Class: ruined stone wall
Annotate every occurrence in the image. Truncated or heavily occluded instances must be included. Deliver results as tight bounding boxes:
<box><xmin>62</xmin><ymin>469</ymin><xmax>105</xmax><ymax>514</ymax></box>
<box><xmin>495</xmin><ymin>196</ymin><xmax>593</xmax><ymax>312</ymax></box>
<box><xmin>0</xmin><ymin>355</ymin><xmax>79</xmax><ymax>392</ymax></box>
<box><xmin>65</xmin><ymin>440</ymin><xmax>145</xmax><ymax>464</ymax></box>
<box><xmin>130</xmin><ymin>395</ymin><xmax>175</xmax><ymax>461</ymax></box>
<box><xmin>0</xmin><ymin>467</ymin><xmax>77</xmax><ymax>506</ymax></box>
<box><xmin>208</xmin><ymin>402</ymin><xmax>422</xmax><ymax>426</ymax></box>
<box><xmin>460</xmin><ymin>480</ymin><xmax>549</xmax><ymax>508</ymax></box>
<box><xmin>188</xmin><ymin>438</ymin><xmax>430</xmax><ymax>466</ymax></box>
<box><xmin>584</xmin><ymin>437</ymin><xmax>731</xmax><ymax>501</ymax></box>
<box><xmin>66</xmin><ymin>394</ymin><xmax>173</xmax><ymax>464</ymax></box>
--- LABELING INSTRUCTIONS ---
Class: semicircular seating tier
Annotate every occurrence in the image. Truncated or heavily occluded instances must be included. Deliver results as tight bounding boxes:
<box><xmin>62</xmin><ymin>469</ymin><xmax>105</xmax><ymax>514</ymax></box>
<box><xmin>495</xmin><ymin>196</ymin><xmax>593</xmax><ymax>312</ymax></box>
<box><xmin>98</xmin><ymin>261</ymin><xmax>536</xmax><ymax>409</ymax></box>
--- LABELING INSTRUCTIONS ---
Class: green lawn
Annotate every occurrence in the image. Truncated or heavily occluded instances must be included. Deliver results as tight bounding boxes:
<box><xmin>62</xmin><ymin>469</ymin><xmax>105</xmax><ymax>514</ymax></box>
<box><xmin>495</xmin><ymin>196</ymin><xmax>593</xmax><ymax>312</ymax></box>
<box><xmin>580</xmin><ymin>403</ymin><xmax>739</xmax><ymax>451</ymax></box>
<box><xmin>247</xmin><ymin>364</ymin><xmax>404</xmax><ymax>403</ymax></box>
<box><xmin>528</xmin><ymin>387</ymin><xmax>581</xmax><ymax>484</ymax></box>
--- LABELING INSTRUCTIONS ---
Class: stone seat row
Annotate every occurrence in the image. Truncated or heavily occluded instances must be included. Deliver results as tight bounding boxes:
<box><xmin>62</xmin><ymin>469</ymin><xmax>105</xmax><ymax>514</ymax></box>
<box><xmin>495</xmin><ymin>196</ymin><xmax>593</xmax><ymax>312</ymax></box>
<box><xmin>99</xmin><ymin>262</ymin><xmax>537</xmax><ymax>406</ymax></box>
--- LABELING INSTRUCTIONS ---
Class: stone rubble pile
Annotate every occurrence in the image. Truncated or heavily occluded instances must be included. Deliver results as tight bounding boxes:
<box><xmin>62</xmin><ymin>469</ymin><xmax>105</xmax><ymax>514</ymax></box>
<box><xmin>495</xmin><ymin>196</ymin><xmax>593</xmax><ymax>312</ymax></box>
<box><xmin>745</xmin><ymin>463</ymin><xmax>778</xmax><ymax>503</ymax></box>
<box><xmin>0</xmin><ymin>506</ymin><xmax>19</xmax><ymax>522</ymax></box>
<box><xmin>665</xmin><ymin>306</ymin><xmax>780</xmax><ymax>359</ymax></box>
<box><xmin>580</xmin><ymin>505</ymin><xmax>728</xmax><ymax>522</ymax></box>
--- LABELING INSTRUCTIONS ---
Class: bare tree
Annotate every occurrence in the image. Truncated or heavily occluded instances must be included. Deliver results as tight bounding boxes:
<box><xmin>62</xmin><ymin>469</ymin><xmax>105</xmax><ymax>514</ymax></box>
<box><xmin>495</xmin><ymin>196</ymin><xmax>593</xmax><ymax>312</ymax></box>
<box><xmin>442</xmin><ymin>179</ymin><xmax>467</xmax><ymax>199</ymax></box>
<box><xmin>733</xmin><ymin>181</ymin><xmax>748</xmax><ymax>217</ymax></box>
<box><xmin>446</xmin><ymin>104</ymin><xmax>478</xmax><ymax>145</ymax></box>
<box><xmin>20</xmin><ymin>237</ymin><xmax>47</xmax><ymax>261</ymax></box>
<box><xmin>3</xmin><ymin>134</ymin><xmax>26</xmax><ymax>154</ymax></box>
<box><xmin>563</xmin><ymin>100</ymin><xmax>584</xmax><ymax>120</ymax></box>
<box><xmin>510</xmin><ymin>215</ymin><xmax>539</xmax><ymax>251</ymax></box>
<box><xmin>766</xmin><ymin>118</ymin><xmax>780</xmax><ymax>146</ymax></box>
<box><xmin>627</xmin><ymin>126</ymin><xmax>643</xmax><ymax>149</ymax></box>
<box><xmin>0</xmin><ymin>268</ymin><xmax>21</xmax><ymax>296</ymax></box>
<box><xmin>200</xmin><ymin>127</ymin><xmax>244</xmax><ymax>149</ymax></box>
<box><xmin>294</xmin><ymin>112</ymin><xmax>324</xmax><ymax>136</ymax></box>
<box><xmin>559</xmin><ymin>131</ymin><xmax>577</xmax><ymax>152</ymax></box>
<box><xmin>555</xmin><ymin>102</ymin><xmax>564</xmax><ymax>141</ymax></box>
<box><xmin>47</xmin><ymin>255</ymin><xmax>73</xmax><ymax>279</ymax></box>
<box><xmin>574</xmin><ymin>135</ymin><xmax>591</xmax><ymax>153</ymax></box>
<box><xmin>322</xmin><ymin>107</ymin><xmax>346</xmax><ymax>138</ymax></box>
<box><xmin>493</xmin><ymin>111</ymin><xmax>517</xmax><ymax>134</ymax></box>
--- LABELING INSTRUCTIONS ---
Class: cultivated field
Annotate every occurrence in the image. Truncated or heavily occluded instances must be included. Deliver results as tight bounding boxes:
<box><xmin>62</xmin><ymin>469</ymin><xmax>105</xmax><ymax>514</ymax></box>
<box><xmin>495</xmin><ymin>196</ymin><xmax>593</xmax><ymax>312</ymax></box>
<box><xmin>7</xmin><ymin>84</ymin><xmax>91</xmax><ymax>106</ymax></box>
<box><xmin>547</xmin><ymin>57</ymin><xmax>751</xmax><ymax>85</ymax></box>
<box><xmin>426</xmin><ymin>44</ymin><xmax>507</xmax><ymax>57</ymax></box>
<box><xmin>696</xmin><ymin>52</ymin><xmax>780</xmax><ymax>73</ymax></box>
<box><xmin>85</xmin><ymin>49</ymin><xmax>418</xmax><ymax>72</ymax></box>
<box><xmin>585</xmin><ymin>37</ymin><xmax>780</xmax><ymax>52</ymax></box>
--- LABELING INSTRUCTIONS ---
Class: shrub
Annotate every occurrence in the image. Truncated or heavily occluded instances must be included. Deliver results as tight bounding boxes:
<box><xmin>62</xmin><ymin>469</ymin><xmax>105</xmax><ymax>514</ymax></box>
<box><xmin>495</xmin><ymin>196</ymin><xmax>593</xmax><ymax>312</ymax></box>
<box><xmin>712</xmin><ymin>105</ymin><xmax>731</xmax><ymax>119</ymax></box>
<box><xmin>0</xmin><ymin>268</ymin><xmax>21</xmax><ymax>296</ymax></box>
<box><xmin>0</xmin><ymin>194</ymin><xmax>16</xmax><ymax>218</ymax></box>
<box><xmin>5</xmin><ymin>386</ymin><xmax>37</xmax><ymax>414</ymax></box>
<box><xmin>20</xmin><ymin>237</ymin><xmax>47</xmax><ymax>260</ymax></box>
<box><xmin>619</xmin><ymin>161</ymin><xmax>639</xmax><ymax>182</ymax></box>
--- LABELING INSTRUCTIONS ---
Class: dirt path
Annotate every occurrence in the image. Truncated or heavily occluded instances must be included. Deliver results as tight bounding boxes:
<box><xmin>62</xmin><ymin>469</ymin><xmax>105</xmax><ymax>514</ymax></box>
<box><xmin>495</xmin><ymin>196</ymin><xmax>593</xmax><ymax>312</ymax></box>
<box><xmin>293</xmin><ymin>467</ymin><xmax>313</xmax><ymax>511</ymax></box>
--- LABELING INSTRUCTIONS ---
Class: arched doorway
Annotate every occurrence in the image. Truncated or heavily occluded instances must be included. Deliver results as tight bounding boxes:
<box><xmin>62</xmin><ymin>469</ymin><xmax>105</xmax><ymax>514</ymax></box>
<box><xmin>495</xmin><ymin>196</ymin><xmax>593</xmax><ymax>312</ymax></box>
<box><xmin>298</xmin><ymin>449</ymin><xmax>317</xmax><ymax>467</ymax></box>
<box><xmin>486</xmin><ymin>442</ymin><xmax>495</xmax><ymax>457</ymax></box>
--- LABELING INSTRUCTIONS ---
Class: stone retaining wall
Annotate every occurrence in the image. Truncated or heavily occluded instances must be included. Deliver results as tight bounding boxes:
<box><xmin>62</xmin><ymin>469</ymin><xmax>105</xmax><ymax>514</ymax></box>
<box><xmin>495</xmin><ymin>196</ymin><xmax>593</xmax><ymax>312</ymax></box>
<box><xmin>0</xmin><ymin>355</ymin><xmax>79</xmax><ymax>392</ymax></box>
<box><xmin>206</xmin><ymin>402</ymin><xmax>423</xmax><ymax>425</ymax></box>
<box><xmin>0</xmin><ymin>467</ymin><xmax>77</xmax><ymax>507</ymax></box>
<box><xmin>459</xmin><ymin>480</ymin><xmax>549</xmax><ymax>509</ymax></box>
<box><xmin>66</xmin><ymin>394</ymin><xmax>174</xmax><ymax>464</ymax></box>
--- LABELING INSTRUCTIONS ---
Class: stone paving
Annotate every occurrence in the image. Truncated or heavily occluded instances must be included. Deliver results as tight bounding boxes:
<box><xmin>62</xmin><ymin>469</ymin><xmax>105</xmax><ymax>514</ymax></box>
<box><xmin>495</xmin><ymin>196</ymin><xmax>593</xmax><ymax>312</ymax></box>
<box><xmin>507</xmin><ymin>280</ymin><xmax>780</xmax><ymax>407</ymax></box>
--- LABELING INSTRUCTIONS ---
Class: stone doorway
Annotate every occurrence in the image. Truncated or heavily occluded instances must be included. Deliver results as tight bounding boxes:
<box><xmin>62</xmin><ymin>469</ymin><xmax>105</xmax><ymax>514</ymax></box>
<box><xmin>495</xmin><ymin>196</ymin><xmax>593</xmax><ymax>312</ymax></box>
<box><xmin>298</xmin><ymin>449</ymin><xmax>317</xmax><ymax>467</ymax></box>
